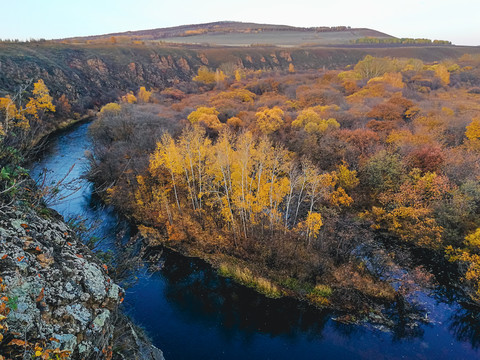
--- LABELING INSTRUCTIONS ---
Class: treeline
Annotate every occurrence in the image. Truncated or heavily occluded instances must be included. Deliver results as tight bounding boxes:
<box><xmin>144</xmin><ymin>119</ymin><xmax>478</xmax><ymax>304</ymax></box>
<box><xmin>352</xmin><ymin>37</ymin><xmax>452</xmax><ymax>45</ymax></box>
<box><xmin>0</xmin><ymin>38</ymin><xmax>48</xmax><ymax>44</ymax></box>
<box><xmin>89</xmin><ymin>53</ymin><xmax>480</xmax><ymax>306</ymax></box>
<box><xmin>178</xmin><ymin>25</ymin><xmax>355</xmax><ymax>38</ymax></box>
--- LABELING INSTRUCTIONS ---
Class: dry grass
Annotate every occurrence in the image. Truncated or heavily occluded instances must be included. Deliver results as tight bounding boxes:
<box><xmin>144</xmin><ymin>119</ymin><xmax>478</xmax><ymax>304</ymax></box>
<box><xmin>333</xmin><ymin>265</ymin><xmax>396</xmax><ymax>301</ymax></box>
<box><xmin>306</xmin><ymin>284</ymin><xmax>333</xmax><ymax>307</ymax></box>
<box><xmin>218</xmin><ymin>262</ymin><xmax>283</xmax><ymax>298</ymax></box>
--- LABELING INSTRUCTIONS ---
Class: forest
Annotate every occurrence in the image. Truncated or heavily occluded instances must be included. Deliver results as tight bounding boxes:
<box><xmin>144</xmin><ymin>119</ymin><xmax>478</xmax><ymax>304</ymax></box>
<box><xmin>83</xmin><ymin>53</ymin><xmax>480</xmax><ymax>312</ymax></box>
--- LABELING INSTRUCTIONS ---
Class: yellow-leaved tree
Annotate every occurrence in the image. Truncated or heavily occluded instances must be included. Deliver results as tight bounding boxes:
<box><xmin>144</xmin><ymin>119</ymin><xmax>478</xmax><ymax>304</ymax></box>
<box><xmin>432</xmin><ymin>64</ymin><xmax>450</xmax><ymax>86</ymax></box>
<box><xmin>255</xmin><ymin>106</ymin><xmax>284</xmax><ymax>134</ymax></box>
<box><xmin>193</xmin><ymin>66</ymin><xmax>226</xmax><ymax>85</ymax></box>
<box><xmin>137</xmin><ymin>126</ymin><xmax>336</xmax><ymax>247</ymax></box>
<box><xmin>292</xmin><ymin>108</ymin><xmax>340</xmax><ymax>135</ymax></box>
<box><xmin>121</xmin><ymin>92</ymin><xmax>137</xmax><ymax>103</ymax></box>
<box><xmin>354</xmin><ymin>55</ymin><xmax>395</xmax><ymax>79</ymax></box>
<box><xmin>0</xmin><ymin>79</ymin><xmax>55</xmax><ymax>134</ymax></box>
<box><xmin>187</xmin><ymin>107</ymin><xmax>224</xmax><ymax>132</ymax></box>
<box><xmin>234</xmin><ymin>69</ymin><xmax>245</xmax><ymax>82</ymax></box>
<box><xmin>137</xmin><ymin>86</ymin><xmax>152</xmax><ymax>103</ymax></box>
<box><xmin>304</xmin><ymin>211</ymin><xmax>323</xmax><ymax>245</ymax></box>
<box><xmin>25</xmin><ymin>79</ymin><xmax>56</xmax><ymax>119</ymax></box>
<box><xmin>447</xmin><ymin>228</ymin><xmax>480</xmax><ymax>301</ymax></box>
<box><xmin>99</xmin><ymin>103</ymin><xmax>122</xmax><ymax>115</ymax></box>
<box><xmin>466</xmin><ymin>117</ymin><xmax>480</xmax><ymax>141</ymax></box>
<box><xmin>0</xmin><ymin>96</ymin><xmax>24</xmax><ymax>133</ymax></box>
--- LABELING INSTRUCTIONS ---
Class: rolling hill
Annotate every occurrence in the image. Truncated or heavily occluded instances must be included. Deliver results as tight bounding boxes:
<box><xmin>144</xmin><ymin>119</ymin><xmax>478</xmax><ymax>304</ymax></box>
<box><xmin>59</xmin><ymin>21</ymin><xmax>395</xmax><ymax>47</ymax></box>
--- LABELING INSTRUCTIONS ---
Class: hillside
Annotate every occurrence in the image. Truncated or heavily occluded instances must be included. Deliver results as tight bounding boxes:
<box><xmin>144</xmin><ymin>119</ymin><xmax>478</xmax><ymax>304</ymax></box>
<box><xmin>61</xmin><ymin>21</ymin><xmax>394</xmax><ymax>47</ymax></box>
<box><xmin>1</xmin><ymin>40</ymin><xmax>479</xmax><ymax>114</ymax></box>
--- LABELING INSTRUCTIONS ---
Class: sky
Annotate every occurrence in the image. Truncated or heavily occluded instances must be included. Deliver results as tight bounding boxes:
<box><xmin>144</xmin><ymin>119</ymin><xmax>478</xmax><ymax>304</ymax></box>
<box><xmin>1</xmin><ymin>0</ymin><xmax>479</xmax><ymax>46</ymax></box>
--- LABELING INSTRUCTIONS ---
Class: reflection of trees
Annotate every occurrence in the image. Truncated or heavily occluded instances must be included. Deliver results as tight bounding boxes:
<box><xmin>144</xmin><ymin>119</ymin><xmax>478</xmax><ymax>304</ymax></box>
<box><xmin>388</xmin><ymin>300</ymin><xmax>426</xmax><ymax>341</ymax></box>
<box><xmin>156</xmin><ymin>248</ymin><xmax>430</xmax><ymax>342</ymax></box>
<box><xmin>158</xmin><ymin>249</ymin><xmax>330</xmax><ymax>341</ymax></box>
<box><xmin>144</xmin><ymin>247</ymin><xmax>480</xmax><ymax>353</ymax></box>
<box><xmin>449</xmin><ymin>302</ymin><xmax>480</xmax><ymax>349</ymax></box>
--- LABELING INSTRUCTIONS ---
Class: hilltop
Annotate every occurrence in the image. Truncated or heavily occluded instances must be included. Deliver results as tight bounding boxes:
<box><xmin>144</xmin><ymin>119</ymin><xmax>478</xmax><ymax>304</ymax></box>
<box><xmin>60</xmin><ymin>21</ymin><xmax>395</xmax><ymax>47</ymax></box>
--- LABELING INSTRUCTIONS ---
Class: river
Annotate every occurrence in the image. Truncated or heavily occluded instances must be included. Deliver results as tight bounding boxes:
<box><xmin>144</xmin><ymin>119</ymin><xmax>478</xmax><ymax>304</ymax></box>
<box><xmin>30</xmin><ymin>121</ymin><xmax>480</xmax><ymax>359</ymax></box>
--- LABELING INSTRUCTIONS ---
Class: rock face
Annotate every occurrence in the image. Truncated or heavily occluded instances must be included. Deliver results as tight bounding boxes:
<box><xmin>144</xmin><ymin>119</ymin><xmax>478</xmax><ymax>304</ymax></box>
<box><xmin>0</xmin><ymin>202</ymin><xmax>163</xmax><ymax>359</ymax></box>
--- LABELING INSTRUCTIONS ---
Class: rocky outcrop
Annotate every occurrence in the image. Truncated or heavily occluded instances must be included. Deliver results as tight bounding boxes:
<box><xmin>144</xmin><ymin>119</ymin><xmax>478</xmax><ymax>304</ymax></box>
<box><xmin>0</xmin><ymin>201</ymin><xmax>163</xmax><ymax>359</ymax></box>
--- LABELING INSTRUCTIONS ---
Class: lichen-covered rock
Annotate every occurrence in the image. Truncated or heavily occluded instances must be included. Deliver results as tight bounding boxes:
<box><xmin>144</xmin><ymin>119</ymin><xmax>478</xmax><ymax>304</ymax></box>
<box><xmin>0</xmin><ymin>204</ymin><xmax>124</xmax><ymax>359</ymax></box>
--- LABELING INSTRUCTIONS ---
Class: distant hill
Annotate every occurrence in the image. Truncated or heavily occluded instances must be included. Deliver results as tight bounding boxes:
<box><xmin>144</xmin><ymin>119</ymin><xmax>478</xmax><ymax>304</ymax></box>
<box><xmin>0</xmin><ymin>21</ymin><xmax>473</xmax><ymax>113</ymax></box>
<box><xmin>59</xmin><ymin>21</ymin><xmax>395</xmax><ymax>47</ymax></box>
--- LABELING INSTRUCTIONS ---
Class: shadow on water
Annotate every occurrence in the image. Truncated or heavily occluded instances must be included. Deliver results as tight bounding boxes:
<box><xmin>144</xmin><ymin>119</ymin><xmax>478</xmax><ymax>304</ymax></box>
<box><xmin>449</xmin><ymin>302</ymin><xmax>480</xmax><ymax>349</ymax></box>
<box><xmin>30</xmin><ymin>121</ymin><xmax>480</xmax><ymax>360</ymax></box>
<box><xmin>157</xmin><ymin>249</ymin><xmax>331</xmax><ymax>337</ymax></box>
<box><xmin>125</xmin><ymin>249</ymin><xmax>367</xmax><ymax>360</ymax></box>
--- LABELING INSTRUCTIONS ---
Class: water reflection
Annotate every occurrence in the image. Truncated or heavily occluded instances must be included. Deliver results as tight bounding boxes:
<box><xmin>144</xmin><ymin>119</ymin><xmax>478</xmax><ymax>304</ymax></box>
<box><xmin>159</xmin><ymin>249</ymin><xmax>331</xmax><ymax>338</ymax></box>
<box><xmin>450</xmin><ymin>302</ymin><xmax>480</xmax><ymax>349</ymax></box>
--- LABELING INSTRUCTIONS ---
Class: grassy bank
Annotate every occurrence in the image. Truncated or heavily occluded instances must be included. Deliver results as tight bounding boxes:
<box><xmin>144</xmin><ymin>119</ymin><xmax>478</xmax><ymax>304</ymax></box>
<box><xmin>137</xmin><ymin>225</ymin><xmax>396</xmax><ymax>314</ymax></box>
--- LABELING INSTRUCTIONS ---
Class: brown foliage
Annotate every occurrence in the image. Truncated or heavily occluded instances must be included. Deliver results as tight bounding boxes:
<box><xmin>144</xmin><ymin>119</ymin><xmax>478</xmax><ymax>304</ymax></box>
<box><xmin>407</xmin><ymin>144</ymin><xmax>445</xmax><ymax>173</ymax></box>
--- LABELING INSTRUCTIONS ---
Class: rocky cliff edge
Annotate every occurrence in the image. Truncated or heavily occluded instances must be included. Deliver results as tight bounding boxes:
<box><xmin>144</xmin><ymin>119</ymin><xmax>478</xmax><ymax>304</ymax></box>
<box><xmin>0</xmin><ymin>200</ymin><xmax>163</xmax><ymax>360</ymax></box>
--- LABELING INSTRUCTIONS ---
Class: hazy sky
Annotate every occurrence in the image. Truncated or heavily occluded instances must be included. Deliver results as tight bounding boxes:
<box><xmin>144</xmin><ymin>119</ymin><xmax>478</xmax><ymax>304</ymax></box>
<box><xmin>1</xmin><ymin>0</ymin><xmax>479</xmax><ymax>46</ymax></box>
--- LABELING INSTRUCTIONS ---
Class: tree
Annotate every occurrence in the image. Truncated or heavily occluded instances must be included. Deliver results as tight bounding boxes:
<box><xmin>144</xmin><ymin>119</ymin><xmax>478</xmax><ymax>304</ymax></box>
<box><xmin>304</xmin><ymin>211</ymin><xmax>323</xmax><ymax>245</ymax></box>
<box><xmin>466</xmin><ymin>117</ymin><xmax>480</xmax><ymax>141</ymax></box>
<box><xmin>407</xmin><ymin>144</ymin><xmax>445</xmax><ymax>173</ymax></box>
<box><xmin>194</xmin><ymin>66</ymin><xmax>217</xmax><ymax>84</ymax></box>
<box><xmin>137</xmin><ymin>86</ymin><xmax>152</xmax><ymax>103</ymax></box>
<box><xmin>304</xmin><ymin>118</ymin><xmax>340</xmax><ymax>135</ymax></box>
<box><xmin>361</xmin><ymin>150</ymin><xmax>406</xmax><ymax>194</ymax></box>
<box><xmin>339</xmin><ymin>129</ymin><xmax>380</xmax><ymax>159</ymax></box>
<box><xmin>292</xmin><ymin>108</ymin><xmax>340</xmax><ymax>135</ymax></box>
<box><xmin>432</xmin><ymin>64</ymin><xmax>450</xmax><ymax>86</ymax></box>
<box><xmin>354</xmin><ymin>55</ymin><xmax>394</xmax><ymax>79</ymax></box>
<box><xmin>363</xmin><ymin>170</ymin><xmax>451</xmax><ymax>248</ymax></box>
<box><xmin>0</xmin><ymin>79</ymin><xmax>55</xmax><ymax>133</ymax></box>
<box><xmin>235</xmin><ymin>69</ymin><xmax>245</xmax><ymax>82</ymax></box>
<box><xmin>447</xmin><ymin>228</ymin><xmax>480</xmax><ymax>301</ymax></box>
<box><xmin>227</xmin><ymin>117</ymin><xmax>243</xmax><ymax>129</ymax></box>
<box><xmin>25</xmin><ymin>79</ymin><xmax>55</xmax><ymax>120</ymax></box>
<box><xmin>288</xmin><ymin>63</ymin><xmax>295</xmax><ymax>73</ymax></box>
<box><xmin>211</xmin><ymin>89</ymin><xmax>256</xmax><ymax>103</ymax></box>
<box><xmin>255</xmin><ymin>107</ymin><xmax>284</xmax><ymax>134</ymax></box>
<box><xmin>335</xmin><ymin>162</ymin><xmax>359</xmax><ymax>190</ymax></box>
<box><xmin>292</xmin><ymin>108</ymin><xmax>321</xmax><ymax>128</ymax></box>
<box><xmin>121</xmin><ymin>92</ymin><xmax>137</xmax><ymax>103</ymax></box>
<box><xmin>187</xmin><ymin>107</ymin><xmax>224</xmax><ymax>132</ymax></box>
<box><xmin>215</xmin><ymin>69</ymin><xmax>227</xmax><ymax>85</ymax></box>
<box><xmin>56</xmin><ymin>94</ymin><xmax>71</xmax><ymax>116</ymax></box>
<box><xmin>0</xmin><ymin>96</ymin><xmax>25</xmax><ymax>132</ymax></box>
<box><xmin>367</xmin><ymin>72</ymin><xmax>404</xmax><ymax>89</ymax></box>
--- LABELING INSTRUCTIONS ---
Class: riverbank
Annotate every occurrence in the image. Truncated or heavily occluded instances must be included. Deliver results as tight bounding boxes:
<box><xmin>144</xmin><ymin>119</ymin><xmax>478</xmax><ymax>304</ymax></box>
<box><xmin>136</xmin><ymin>222</ymin><xmax>400</xmax><ymax>315</ymax></box>
<box><xmin>0</xmin><ymin>116</ymin><xmax>164</xmax><ymax>359</ymax></box>
<box><xmin>29</xmin><ymin>112</ymin><xmax>95</xmax><ymax>153</ymax></box>
<box><xmin>26</xmin><ymin>120</ymin><xmax>480</xmax><ymax>359</ymax></box>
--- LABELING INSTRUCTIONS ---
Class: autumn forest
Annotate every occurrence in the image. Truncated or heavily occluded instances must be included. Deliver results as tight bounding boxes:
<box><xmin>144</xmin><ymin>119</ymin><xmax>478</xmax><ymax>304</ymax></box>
<box><xmin>82</xmin><ymin>53</ymin><xmax>480</xmax><ymax>313</ymax></box>
<box><xmin>3</xmin><ymin>14</ymin><xmax>480</xmax><ymax>358</ymax></box>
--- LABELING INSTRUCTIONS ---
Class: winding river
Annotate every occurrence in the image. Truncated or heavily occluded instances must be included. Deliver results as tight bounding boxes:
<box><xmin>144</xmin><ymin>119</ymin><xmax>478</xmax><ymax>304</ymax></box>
<box><xmin>31</xmin><ymin>121</ymin><xmax>480</xmax><ymax>359</ymax></box>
